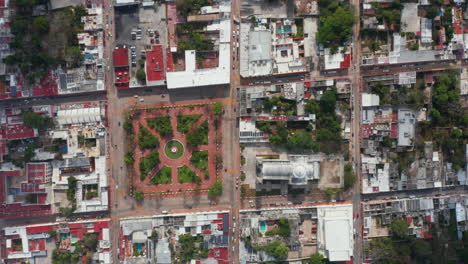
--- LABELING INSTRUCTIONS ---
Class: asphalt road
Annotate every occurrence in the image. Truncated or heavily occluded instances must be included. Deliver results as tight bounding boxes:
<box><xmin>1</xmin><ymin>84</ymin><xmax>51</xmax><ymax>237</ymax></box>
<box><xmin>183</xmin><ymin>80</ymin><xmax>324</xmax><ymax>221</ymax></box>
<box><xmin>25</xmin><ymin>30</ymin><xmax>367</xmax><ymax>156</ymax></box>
<box><xmin>349</xmin><ymin>0</ymin><xmax>363</xmax><ymax>262</ymax></box>
<box><xmin>361</xmin><ymin>185</ymin><xmax>468</xmax><ymax>201</ymax></box>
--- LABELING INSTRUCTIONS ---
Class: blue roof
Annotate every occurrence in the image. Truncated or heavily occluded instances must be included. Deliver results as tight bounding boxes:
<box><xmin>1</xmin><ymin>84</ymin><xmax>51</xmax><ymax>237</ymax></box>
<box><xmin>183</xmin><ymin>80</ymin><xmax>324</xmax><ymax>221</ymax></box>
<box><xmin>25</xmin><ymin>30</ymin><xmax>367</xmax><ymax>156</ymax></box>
<box><xmin>222</xmin><ymin>213</ymin><xmax>229</xmax><ymax>233</ymax></box>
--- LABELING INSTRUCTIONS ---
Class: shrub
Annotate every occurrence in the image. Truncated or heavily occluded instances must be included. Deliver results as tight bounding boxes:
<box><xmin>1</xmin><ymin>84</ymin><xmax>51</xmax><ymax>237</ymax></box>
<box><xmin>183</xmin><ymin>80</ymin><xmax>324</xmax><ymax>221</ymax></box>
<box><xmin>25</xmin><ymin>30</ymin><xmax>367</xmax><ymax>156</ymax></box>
<box><xmin>208</xmin><ymin>181</ymin><xmax>222</xmax><ymax>197</ymax></box>
<box><xmin>147</xmin><ymin>117</ymin><xmax>173</xmax><ymax>136</ymax></box>
<box><xmin>124</xmin><ymin>151</ymin><xmax>134</xmax><ymax>165</ymax></box>
<box><xmin>85</xmin><ymin>191</ymin><xmax>98</xmax><ymax>199</ymax></box>
<box><xmin>187</xmin><ymin>120</ymin><xmax>208</xmax><ymax>146</ymax></box>
<box><xmin>149</xmin><ymin>167</ymin><xmax>172</xmax><ymax>185</ymax></box>
<box><xmin>177</xmin><ymin>114</ymin><xmax>201</xmax><ymax>133</ymax></box>
<box><xmin>134</xmin><ymin>190</ymin><xmax>144</xmax><ymax>202</ymax></box>
<box><xmin>178</xmin><ymin>166</ymin><xmax>201</xmax><ymax>183</ymax></box>
<box><xmin>190</xmin><ymin>151</ymin><xmax>209</xmax><ymax>177</ymax></box>
<box><xmin>344</xmin><ymin>163</ymin><xmax>356</xmax><ymax>190</ymax></box>
<box><xmin>211</xmin><ymin>102</ymin><xmax>224</xmax><ymax>115</ymax></box>
<box><xmin>139</xmin><ymin>150</ymin><xmax>160</xmax><ymax>180</ymax></box>
<box><xmin>138</xmin><ymin>125</ymin><xmax>159</xmax><ymax>149</ymax></box>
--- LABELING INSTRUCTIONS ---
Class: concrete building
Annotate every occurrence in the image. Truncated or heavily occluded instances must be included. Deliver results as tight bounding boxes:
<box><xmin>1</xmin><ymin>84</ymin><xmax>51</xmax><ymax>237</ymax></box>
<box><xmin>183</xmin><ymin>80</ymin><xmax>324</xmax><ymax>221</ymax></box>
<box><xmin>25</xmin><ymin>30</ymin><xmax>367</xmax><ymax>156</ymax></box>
<box><xmin>166</xmin><ymin>2</ymin><xmax>231</xmax><ymax>89</ymax></box>
<box><xmin>397</xmin><ymin>109</ymin><xmax>416</xmax><ymax>147</ymax></box>
<box><xmin>239</xmin><ymin>203</ymin><xmax>354</xmax><ymax>263</ymax></box>
<box><xmin>50</xmin><ymin>103</ymin><xmax>108</xmax><ymax>214</ymax></box>
<box><xmin>239</xmin><ymin>119</ymin><xmax>269</xmax><ymax>143</ymax></box>
<box><xmin>119</xmin><ymin>211</ymin><xmax>230</xmax><ymax>264</ymax></box>
<box><xmin>240</xmin><ymin>18</ymin><xmax>306</xmax><ymax>78</ymax></box>
<box><xmin>316</xmin><ymin>204</ymin><xmax>354</xmax><ymax>262</ymax></box>
<box><xmin>256</xmin><ymin>155</ymin><xmax>320</xmax><ymax>194</ymax></box>
<box><xmin>240</xmin><ymin>30</ymin><xmax>273</xmax><ymax>77</ymax></box>
<box><xmin>1</xmin><ymin>219</ymin><xmax>112</xmax><ymax>263</ymax></box>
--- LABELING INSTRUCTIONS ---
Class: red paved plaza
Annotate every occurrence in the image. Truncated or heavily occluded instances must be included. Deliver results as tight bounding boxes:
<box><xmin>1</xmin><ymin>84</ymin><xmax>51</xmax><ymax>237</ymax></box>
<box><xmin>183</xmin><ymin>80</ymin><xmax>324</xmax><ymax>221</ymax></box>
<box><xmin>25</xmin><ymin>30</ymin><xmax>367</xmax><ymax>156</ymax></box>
<box><xmin>129</xmin><ymin>102</ymin><xmax>221</xmax><ymax>196</ymax></box>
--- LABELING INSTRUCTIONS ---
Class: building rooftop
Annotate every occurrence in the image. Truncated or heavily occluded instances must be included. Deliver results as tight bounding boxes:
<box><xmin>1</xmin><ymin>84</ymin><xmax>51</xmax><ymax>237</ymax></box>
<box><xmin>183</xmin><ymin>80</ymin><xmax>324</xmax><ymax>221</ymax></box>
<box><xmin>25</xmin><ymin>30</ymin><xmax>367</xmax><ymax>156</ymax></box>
<box><xmin>362</xmin><ymin>93</ymin><xmax>380</xmax><ymax>107</ymax></box>
<box><xmin>257</xmin><ymin>155</ymin><xmax>320</xmax><ymax>186</ymax></box>
<box><xmin>317</xmin><ymin>204</ymin><xmax>354</xmax><ymax>262</ymax></box>
<box><xmin>240</xmin><ymin>27</ymin><xmax>273</xmax><ymax>77</ymax></box>
<box><xmin>146</xmin><ymin>45</ymin><xmax>166</xmax><ymax>84</ymax></box>
<box><xmin>113</xmin><ymin>48</ymin><xmax>129</xmax><ymax>68</ymax></box>
<box><xmin>397</xmin><ymin>109</ymin><xmax>416</xmax><ymax>147</ymax></box>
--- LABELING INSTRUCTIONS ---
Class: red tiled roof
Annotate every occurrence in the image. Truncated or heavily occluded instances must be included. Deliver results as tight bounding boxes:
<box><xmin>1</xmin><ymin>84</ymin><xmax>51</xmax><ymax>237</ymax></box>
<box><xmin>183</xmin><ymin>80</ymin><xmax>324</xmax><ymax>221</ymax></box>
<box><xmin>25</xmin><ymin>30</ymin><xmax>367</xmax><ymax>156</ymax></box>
<box><xmin>340</xmin><ymin>54</ymin><xmax>351</xmax><ymax>69</ymax></box>
<box><xmin>208</xmin><ymin>248</ymin><xmax>229</xmax><ymax>264</ymax></box>
<box><xmin>114</xmin><ymin>67</ymin><xmax>130</xmax><ymax>88</ymax></box>
<box><xmin>32</xmin><ymin>72</ymin><xmax>58</xmax><ymax>97</ymax></box>
<box><xmin>26</xmin><ymin>225</ymin><xmax>53</xmax><ymax>234</ymax></box>
<box><xmin>1</xmin><ymin>169</ymin><xmax>21</xmax><ymax>177</ymax></box>
<box><xmin>146</xmin><ymin>45</ymin><xmax>166</xmax><ymax>82</ymax></box>
<box><xmin>113</xmin><ymin>48</ymin><xmax>129</xmax><ymax>68</ymax></box>
<box><xmin>27</xmin><ymin>163</ymin><xmax>47</xmax><ymax>184</ymax></box>
<box><xmin>3</xmin><ymin>124</ymin><xmax>37</xmax><ymax>139</ymax></box>
<box><xmin>390</xmin><ymin>122</ymin><xmax>398</xmax><ymax>138</ymax></box>
<box><xmin>166</xmin><ymin>48</ymin><xmax>174</xmax><ymax>72</ymax></box>
<box><xmin>38</xmin><ymin>193</ymin><xmax>47</xmax><ymax>204</ymax></box>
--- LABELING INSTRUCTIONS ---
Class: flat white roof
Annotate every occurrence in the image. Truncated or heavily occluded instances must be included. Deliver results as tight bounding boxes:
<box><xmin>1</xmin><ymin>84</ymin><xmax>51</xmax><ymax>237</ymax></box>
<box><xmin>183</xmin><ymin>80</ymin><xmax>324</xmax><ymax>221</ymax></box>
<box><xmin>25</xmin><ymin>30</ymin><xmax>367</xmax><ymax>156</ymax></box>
<box><xmin>56</xmin><ymin>107</ymin><xmax>101</xmax><ymax>125</ymax></box>
<box><xmin>362</xmin><ymin>93</ymin><xmax>380</xmax><ymax>107</ymax></box>
<box><xmin>166</xmin><ymin>43</ymin><xmax>230</xmax><ymax>89</ymax></box>
<box><xmin>317</xmin><ymin>204</ymin><xmax>354</xmax><ymax>262</ymax></box>
<box><xmin>166</xmin><ymin>3</ymin><xmax>230</xmax><ymax>89</ymax></box>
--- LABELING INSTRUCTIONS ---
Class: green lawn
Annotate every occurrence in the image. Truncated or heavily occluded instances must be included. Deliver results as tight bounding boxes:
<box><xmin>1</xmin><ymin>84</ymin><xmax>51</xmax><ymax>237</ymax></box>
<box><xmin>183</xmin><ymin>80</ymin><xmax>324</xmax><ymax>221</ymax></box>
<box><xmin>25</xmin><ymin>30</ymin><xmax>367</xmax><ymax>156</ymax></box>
<box><xmin>138</xmin><ymin>125</ymin><xmax>159</xmax><ymax>149</ymax></box>
<box><xmin>149</xmin><ymin>167</ymin><xmax>172</xmax><ymax>185</ymax></box>
<box><xmin>190</xmin><ymin>151</ymin><xmax>209</xmax><ymax>179</ymax></box>
<box><xmin>139</xmin><ymin>150</ymin><xmax>160</xmax><ymax>181</ymax></box>
<box><xmin>165</xmin><ymin>140</ymin><xmax>184</xmax><ymax>159</ymax></box>
<box><xmin>147</xmin><ymin>117</ymin><xmax>173</xmax><ymax>136</ymax></box>
<box><xmin>178</xmin><ymin>166</ymin><xmax>201</xmax><ymax>183</ymax></box>
<box><xmin>177</xmin><ymin>115</ymin><xmax>201</xmax><ymax>133</ymax></box>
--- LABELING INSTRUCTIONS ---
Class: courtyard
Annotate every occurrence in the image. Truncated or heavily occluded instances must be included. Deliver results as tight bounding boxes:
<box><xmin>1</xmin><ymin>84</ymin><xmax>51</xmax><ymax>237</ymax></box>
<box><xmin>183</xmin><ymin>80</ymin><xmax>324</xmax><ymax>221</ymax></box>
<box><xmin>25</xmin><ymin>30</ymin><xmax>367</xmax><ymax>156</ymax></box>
<box><xmin>125</xmin><ymin>101</ymin><xmax>223</xmax><ymax>197</ymax></box>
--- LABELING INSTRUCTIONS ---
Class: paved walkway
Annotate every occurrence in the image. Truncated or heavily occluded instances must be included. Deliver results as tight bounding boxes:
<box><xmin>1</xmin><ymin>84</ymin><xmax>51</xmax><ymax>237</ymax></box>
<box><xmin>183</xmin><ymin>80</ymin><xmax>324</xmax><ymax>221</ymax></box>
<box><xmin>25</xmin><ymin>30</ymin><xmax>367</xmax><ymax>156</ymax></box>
<box><xmin>130</xmin><ymin>103</ymin><xmax>221</xmax><ymax>196</ymax></box>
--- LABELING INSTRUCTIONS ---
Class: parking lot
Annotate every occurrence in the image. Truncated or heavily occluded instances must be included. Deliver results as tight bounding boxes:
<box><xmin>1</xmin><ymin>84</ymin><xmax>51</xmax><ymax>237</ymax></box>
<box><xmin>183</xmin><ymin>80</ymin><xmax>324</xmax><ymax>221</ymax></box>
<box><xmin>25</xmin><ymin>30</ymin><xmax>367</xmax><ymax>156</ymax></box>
<box><xmin>114</xmin><ymin>4</ymin><xmax>168</xmax><ymax>87</ymax></box>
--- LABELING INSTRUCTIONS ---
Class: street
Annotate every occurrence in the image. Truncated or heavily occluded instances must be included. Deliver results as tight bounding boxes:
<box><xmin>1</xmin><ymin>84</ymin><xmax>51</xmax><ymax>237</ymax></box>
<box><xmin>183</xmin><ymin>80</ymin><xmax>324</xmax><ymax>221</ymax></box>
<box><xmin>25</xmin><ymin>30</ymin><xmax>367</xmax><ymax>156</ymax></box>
<box><xmin>349</xmin><ymin>0</ymin><xmax>363</xmax><ymax>262</ymax></box>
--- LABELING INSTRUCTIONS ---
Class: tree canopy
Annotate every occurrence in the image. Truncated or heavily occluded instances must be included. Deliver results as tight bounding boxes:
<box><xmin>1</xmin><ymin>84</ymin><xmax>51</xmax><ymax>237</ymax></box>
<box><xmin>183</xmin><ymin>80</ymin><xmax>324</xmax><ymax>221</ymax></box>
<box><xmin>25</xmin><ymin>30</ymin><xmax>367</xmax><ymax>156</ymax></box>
<box><xmin>208</xmin><ymin>181</ymin><xmax>222</xmax><ymax>197</ymax></box>
<box><xmin>136</xmin><ymin>69</ymin><xmax>146</xmax><ymax>83</ymax></box>
<box><xmin>307</xmin><ymin>253</ymin><xmax>327</xmax><ymax>264</ymax></box>
<box><xmin>390</xmin><ymin>218</ymin><xmax>409</xmax><ymax>240</ymax></box>
<box><xmin>317</xmin><ymin>6</ymin><xmax>355</xmax><ymax>48</ymax></box>
<box><xmin>138</xmin><ymin>125</ymin><xmax>159</xmax><ymax>149</ymax></box>
<box><xmin>344</xmin><ymin>163</ymin><xmax>356</xmax><ymax>190</ymax></box>
<box><xmin>22</xmin><ymin>111</ymin><xmax>49</xmax><ymax>129</ymax></box>
<box><xmin>134</xmin><ymin>190</ymin><xmax>144</xmax><ymax>202</ymax></box>
<box><xmin>263</xmin><ymin>240</ymin><xmax>289</xmax><ymax>260</ymax></box>
<box><xmin>211</xmin><ymin>102</ymin><xmax>224</xmax><ymax>115</ymax></box>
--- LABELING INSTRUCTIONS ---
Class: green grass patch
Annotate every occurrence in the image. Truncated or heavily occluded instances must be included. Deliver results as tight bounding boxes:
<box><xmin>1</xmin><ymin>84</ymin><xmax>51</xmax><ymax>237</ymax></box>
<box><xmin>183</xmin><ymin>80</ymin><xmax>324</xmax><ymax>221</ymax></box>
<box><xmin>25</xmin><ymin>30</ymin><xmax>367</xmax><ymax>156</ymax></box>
<box><xmin>164</xmin><ymin>140</ymin><xmax>184</xmax><ymax>159</ymax></box>
<box><xmin>187</xmin><ymin>120</ymin><xmax>208</xmax><ymax>146</ymax></box>
<box><xmin>139</xmin><ymin>150</ymin><xmax>160</xmax><ymax>181</ymax></box>
<box><xmin>190</xmin><ymin>151</ymin><xmax>209</xmax><ymax>179</ymax></box>
<box><xmin>147</xmin><ymin>117</ymin><xmax>173</xmax><ymax>136</ymax></box>
<box><xmin>177</xmin><ymin>114</ymin><xmax>201</xmax><ymax>133</ymax></box>
<box><xmin>178</xmin><ymin>165</ymin><xmax>201</xmax><ymax>183</ymax></box>
<box><xmin>138</xmin><ymin>125</ymin><xmax>159</xmax><ymax>149</ymax></box>
<box><xmin>149</xmin><ymin>167</ymin><xmax>172</xmax><ymax>185</ymax></box>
